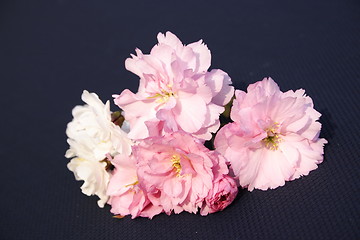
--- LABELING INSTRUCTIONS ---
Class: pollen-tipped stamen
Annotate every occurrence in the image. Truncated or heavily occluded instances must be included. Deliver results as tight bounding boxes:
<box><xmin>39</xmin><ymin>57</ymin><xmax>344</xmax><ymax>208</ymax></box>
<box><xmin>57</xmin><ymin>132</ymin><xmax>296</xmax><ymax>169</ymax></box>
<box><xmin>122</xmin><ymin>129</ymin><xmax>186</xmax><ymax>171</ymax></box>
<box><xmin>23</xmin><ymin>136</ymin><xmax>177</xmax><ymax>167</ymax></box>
<box><xmin>147</xmin><ymin>85</ymin><xmax>176</xmax><ymax>104</ymax></box>
<box><xmin>124</xmin><ymin>180</ymin><xmax>139</xmax><ymax>188</ymax></box>
<box><xmin>262</xmin><ymin>122</ymin><xmax>282</xmax><ymax>151</ymax></box>
<box><xmin>171</xmin><ymin>154</ymin><xmax>182</xmax><ymax>176</ymax></box>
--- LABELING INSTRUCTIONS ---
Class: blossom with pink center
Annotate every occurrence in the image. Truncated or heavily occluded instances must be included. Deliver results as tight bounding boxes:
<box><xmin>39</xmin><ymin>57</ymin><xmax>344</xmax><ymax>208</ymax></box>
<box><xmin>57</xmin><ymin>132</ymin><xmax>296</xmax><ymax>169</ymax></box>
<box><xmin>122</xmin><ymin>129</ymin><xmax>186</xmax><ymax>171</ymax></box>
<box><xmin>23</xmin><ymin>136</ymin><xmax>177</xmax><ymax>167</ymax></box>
<box><xmin>215</xmin><ymin>77</ymin><xmax>327</xmax><ymax>191</ymax></box>
<box><xmin>133</xmin><ymin>132</ymin><xmax>230</xmax><ymax>215</ymax></box>
<box><xmin>114</xmin><ymin>32</ymin><xmax>234</xmax><ymax>140</ymax></box>
<box><xmin>107</xmin><ymin>154</ymin><xmax>163</xmax><ymax>219</ymax></box>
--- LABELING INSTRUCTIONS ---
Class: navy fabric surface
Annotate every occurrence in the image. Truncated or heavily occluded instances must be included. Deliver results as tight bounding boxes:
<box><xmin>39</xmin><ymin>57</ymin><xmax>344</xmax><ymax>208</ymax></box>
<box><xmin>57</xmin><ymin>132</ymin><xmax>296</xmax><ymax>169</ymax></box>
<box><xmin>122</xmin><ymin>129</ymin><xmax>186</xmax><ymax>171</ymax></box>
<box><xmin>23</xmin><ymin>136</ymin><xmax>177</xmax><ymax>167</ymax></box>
<box><xmin>0</xmin><ymin>0</ymin><xmax>359</xmax><ymax>239</ymax></box>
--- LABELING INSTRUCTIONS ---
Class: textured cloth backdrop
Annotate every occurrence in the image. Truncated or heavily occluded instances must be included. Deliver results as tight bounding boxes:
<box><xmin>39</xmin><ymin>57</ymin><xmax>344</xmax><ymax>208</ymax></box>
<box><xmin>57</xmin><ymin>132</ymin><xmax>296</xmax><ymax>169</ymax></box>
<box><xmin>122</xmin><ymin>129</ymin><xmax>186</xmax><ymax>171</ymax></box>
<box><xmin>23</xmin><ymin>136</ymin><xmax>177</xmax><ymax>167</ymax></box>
<box><xmin>0</xmin><ymin>0</ymin><xmax>359</xmax><ymax>239</ymax></box>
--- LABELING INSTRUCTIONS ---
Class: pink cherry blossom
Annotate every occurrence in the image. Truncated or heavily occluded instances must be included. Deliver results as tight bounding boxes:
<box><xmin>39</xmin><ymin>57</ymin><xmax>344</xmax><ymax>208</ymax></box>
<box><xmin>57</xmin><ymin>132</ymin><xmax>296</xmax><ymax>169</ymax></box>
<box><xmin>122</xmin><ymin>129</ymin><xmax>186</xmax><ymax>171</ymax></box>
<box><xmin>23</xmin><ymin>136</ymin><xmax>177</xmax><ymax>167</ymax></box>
<box><xmin>114</xmin><ymin>32</ymin><xmax>234</xmax><ymax>140</ymax></box>
<box><xmin>200</xmin><ymin>175</ymin><xmax>238</xmax><ymax>215</ymax></box>
<box><xmin>106</xmin><ymin>154</ymin><xmax>163</xmax><ymax>219</ymax></box>
<box><xmin>215</xmin><ymin>77</ymin><xmax>327</xmax><ymax>191</ymax></box>
<box><xmin>133</xmin><ymin>132</ymin><xmax>230</xmax><ymax>215</ymax></box>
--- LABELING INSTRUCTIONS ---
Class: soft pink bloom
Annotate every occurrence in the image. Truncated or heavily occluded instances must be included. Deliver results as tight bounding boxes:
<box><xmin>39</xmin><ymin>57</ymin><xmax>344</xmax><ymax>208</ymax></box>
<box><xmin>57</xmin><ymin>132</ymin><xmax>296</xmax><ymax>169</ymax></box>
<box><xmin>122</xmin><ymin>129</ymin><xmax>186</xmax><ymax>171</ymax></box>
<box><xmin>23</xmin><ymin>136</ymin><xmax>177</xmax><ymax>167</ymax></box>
<box><xmin>133</xmin><ymin>132</ymin><xmax>229</xmax><ymax>215</ymax></box>
<box><xmin>114</xmin><ymin>32</ymin><xmax>234</xmax><ymax>140</ymax></box>
<box><xmin>107</xmin><ymin>154</ymin><xmax>163</xmax><ymax>219</ymax></box>
<box><xmin>200</xmin><ymin>175</ymin><xmax>238</xmax><ymax>215</ymax></box>
<box><xmin>215</xmin><ymin>78</ymin><xmax>327</xmax><ymax>191</ymax></box>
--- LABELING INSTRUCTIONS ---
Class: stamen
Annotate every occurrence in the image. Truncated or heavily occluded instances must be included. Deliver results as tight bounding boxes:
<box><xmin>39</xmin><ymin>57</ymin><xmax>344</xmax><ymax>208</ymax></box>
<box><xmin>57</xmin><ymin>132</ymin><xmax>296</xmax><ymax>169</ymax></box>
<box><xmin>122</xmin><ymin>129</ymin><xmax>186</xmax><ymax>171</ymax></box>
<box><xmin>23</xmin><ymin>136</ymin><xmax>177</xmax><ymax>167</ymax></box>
<box><xmin>124</xmin><ymin>180</ymin><xmax>139</xmax><ymax>188</ymax></box>
<box><xmin>262</xmin><ymin>122</ymin><xmax>282</xmax><ymax>150</ymax></box>
<box><xmin>147</xmin><ymin>86</ymin><xmax>176</xmax><ymax>104</ymax></box>
<box><xmin>171</xmin><ymin>154</ymin><xmax>182</xmax><ymax>176</ymax></box>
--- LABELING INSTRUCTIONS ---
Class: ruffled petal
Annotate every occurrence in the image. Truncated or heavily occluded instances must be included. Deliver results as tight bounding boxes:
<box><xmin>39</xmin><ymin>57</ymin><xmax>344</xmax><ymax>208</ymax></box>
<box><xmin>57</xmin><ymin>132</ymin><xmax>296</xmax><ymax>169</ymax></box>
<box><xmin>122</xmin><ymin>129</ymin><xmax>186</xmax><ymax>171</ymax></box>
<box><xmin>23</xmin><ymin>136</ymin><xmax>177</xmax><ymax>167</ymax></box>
<box><xmin>205</xmin><ymin>69</ymin><xmax>234</xmax><ymax>106</ymax></box>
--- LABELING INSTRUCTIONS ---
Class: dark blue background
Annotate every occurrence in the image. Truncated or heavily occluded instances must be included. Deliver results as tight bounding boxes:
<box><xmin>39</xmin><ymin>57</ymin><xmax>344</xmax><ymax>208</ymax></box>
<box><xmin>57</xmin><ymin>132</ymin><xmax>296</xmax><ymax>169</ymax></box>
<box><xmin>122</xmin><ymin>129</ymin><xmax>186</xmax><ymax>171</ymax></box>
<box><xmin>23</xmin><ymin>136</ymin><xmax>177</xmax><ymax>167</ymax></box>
<box><xmin>0</xmin><ymin>0</ymin><xmax>359</xmax><ymax>239</ymax></box>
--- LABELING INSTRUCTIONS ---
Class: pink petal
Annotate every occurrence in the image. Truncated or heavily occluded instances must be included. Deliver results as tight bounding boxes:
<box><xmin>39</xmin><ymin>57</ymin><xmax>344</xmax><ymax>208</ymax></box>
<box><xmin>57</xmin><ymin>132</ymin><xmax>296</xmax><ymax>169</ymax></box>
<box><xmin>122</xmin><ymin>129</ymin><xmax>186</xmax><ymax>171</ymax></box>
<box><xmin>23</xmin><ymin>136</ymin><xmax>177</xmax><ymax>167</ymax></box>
<box><xmin>174</xmin><ymin>92</ymin><xmax>207</xmax><ymax>133</ymax></box>
<box><xmin>187</xmin><ymin>39</ymin><xmax>211</xmax><ymax>73</ymax></box>
<box><xmin>205</xmin><ymin>69</ymin><xmax>234</xmax><ymax>106</ymax></box>
<box><xmin>157</xmin><ymin>31</ymin><xmax>183</xmax><ymax>50</ymax></box>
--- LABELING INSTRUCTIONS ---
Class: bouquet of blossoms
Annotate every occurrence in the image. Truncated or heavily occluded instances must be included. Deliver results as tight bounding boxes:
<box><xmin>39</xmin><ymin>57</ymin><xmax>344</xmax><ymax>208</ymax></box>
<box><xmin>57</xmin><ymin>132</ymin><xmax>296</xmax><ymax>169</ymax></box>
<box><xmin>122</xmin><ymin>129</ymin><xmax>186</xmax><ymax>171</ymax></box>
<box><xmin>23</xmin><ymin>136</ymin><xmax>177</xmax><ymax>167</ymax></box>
<box><xmin>65</xmin><ymin>32</ymin><xmax>327</xmax><ymax>219</ymax></box>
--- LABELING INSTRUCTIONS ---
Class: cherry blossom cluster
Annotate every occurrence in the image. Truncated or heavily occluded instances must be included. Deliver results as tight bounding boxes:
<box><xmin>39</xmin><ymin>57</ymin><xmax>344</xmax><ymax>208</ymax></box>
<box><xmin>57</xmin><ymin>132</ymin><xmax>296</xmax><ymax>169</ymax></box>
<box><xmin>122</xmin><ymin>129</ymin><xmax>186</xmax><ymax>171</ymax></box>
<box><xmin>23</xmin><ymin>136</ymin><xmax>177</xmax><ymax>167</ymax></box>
<box><xmin>65</xmin><ymin>32</ymin><xmax>327</xmax><ymax>219</ymax></box>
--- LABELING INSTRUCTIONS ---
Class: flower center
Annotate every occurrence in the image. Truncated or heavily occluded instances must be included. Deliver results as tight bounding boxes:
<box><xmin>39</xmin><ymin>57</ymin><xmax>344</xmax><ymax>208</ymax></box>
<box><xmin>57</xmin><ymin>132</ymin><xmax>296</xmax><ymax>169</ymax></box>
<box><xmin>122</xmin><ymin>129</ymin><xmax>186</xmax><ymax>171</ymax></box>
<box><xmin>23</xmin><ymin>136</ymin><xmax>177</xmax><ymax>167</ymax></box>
<box><xmin>148</xmin><ymin>85</ymin><xmax>176</xmax><ymax>104</ymax></box>
<box><xmin>262</xmin><ymin>122</ymin><xmax>282</xmax><ymax>151</ymax></box>
<box><xmin>171</xmin><ymin>154</ymin><xmax>182</xmax><ymax>176</ymax></box>
<box><xmin>154</xmin><ymin>90</ymin><xmax>174</xmax><ymax>103</ymax></box>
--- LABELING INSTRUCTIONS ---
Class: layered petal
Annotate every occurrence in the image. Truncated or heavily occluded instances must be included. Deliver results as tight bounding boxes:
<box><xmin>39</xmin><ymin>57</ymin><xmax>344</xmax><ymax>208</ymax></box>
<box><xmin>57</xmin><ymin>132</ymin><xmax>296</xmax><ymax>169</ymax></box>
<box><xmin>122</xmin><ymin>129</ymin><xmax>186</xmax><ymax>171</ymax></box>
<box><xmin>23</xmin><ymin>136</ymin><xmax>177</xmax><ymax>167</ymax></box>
<box><xmin>67</xmin><ymin>158</ymin><xmax>110</xmax><ymax>207</ymax></box>
<box><xmin>107</xmin><ymin>154</ymin><xmax>163</xmax><ymax>219</ymax></box>
<box><xmin>65</xmin><ymin>90</ymin><xmax>132</xmax><ymax>207</ymax></box>
<box><xmin>114</xmin><ymin>32</ymin><xmax>233</xmax><ymax>140</ymax></box>
<box><xmin>133</xmin><ymin>132</ymin><xmax>233</xmax><ymax>215</ymax></box>
<box><xmin>215</xmin><ymin>77</ymin><xmax>326</xmax><ymax>191</ymax></box>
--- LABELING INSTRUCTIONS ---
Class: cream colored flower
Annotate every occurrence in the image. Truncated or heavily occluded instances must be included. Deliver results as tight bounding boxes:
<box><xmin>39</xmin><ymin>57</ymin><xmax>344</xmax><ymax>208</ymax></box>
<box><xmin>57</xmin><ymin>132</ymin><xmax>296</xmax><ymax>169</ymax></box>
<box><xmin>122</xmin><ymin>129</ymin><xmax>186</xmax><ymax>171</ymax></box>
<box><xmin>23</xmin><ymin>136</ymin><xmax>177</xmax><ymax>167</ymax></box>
<box><xmin>67</xmin><ymin>158</ymin><xmax>110</xmax><ymax>207</ymax></box>
<box><xmin>65</xmin><ymin>90</ymin><xmax>132</xmax><ymax>207</ymax></box>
